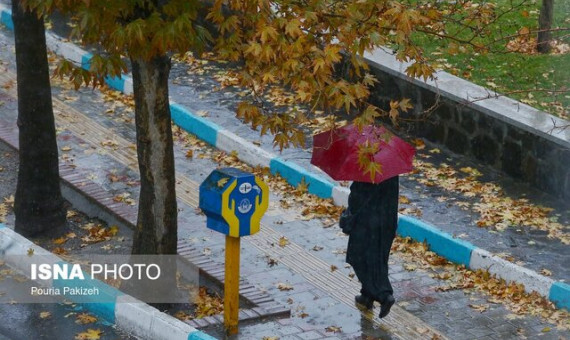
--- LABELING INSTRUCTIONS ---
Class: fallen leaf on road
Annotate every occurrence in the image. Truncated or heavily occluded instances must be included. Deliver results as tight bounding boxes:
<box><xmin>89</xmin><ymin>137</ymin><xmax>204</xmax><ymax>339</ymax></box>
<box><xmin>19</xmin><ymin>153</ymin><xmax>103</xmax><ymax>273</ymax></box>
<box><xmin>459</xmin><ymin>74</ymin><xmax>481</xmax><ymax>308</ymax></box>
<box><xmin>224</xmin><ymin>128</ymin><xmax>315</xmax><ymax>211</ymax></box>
<box><xmin>330</xmin><ymin>265</ymin><xmax>338</xmax><ymax>272</ymax></box>
<box><xmin>39</xmin><ymin>311</ymin><xmax>51</xmax><ymax>319</ymax></box>
<box><xmin>27</xmin><ymin>248</ymin><xmax>34</xmax><ymax>256</ymax></box>
<box><xmin>174</xmin><ymin>310</ymin><xmax>193</xmax><ymax>321</ymax></box>
<box><xmin>53</xmin><ymin>237</ymin><xmax>68</xmax><ymax>245</ymax></box>
<box><xmin>53</xmin><ymin>247</ymin><xmax>67</xmax><ymax>255</ymax></box>
<box><xmin>74</xmin><ymin>329</ymin><xmax>102</xmax><ymax>340</ymax></box>
<box><xmin>539</xmin><ymin>269</ymin><xmax>552</xmax><ymax>276</ymax></box>
<box><xmin>75</xmin><ymin>313</ymin><xmax>97</xmax><ymax>324</ymax></box>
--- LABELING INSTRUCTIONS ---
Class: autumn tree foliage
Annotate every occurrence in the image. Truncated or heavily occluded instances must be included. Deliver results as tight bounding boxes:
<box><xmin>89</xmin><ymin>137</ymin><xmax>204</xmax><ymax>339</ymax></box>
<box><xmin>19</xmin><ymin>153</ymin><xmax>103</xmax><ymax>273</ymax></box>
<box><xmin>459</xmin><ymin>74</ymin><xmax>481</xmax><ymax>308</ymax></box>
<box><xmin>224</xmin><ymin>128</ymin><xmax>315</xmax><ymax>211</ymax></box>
<box><xmin>12</xmin><ymin>1</ymin><xmax>66</xmax><ymax>236</ymax></box>
<box><xmin>21</xmin><ymin>0</ymin><xmax>498</xmax><ymax>253</ymax></box>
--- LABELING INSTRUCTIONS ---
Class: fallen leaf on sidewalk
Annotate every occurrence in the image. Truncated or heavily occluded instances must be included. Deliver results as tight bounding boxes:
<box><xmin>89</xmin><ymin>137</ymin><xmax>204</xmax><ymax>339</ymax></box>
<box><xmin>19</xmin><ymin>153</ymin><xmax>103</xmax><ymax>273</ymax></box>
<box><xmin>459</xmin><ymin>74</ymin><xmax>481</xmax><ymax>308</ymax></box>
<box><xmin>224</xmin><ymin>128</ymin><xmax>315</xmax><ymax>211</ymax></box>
<box><xmin>195</xmin><ymin>287</ymin><xmax>223</xmax><ymax>318</ymax></box>
<box><xmin>75</xmin><ymin>329</ymin><xmax>102</xmax><ymax>340</ymax></box>
<box><xmin>277</xmin><ymin>283</ymin><xmax>294</xmax><ymax>291</ymax></box>
<box><xmin>469</xmin><ymin>304</ymin><xmax>489</xmax><ymax>313</ymax></box>
<box><xmin>325</xmin><ymin>326</ymin><xmax>342</xmax><ymax>333</ymax></box>
<box><xmin>266</xmin><ymin>257</ymin><xmax>278</xmax><ymax>267</ymax></box>
<box><xmin>278</xmin><ymin>236</ymin><xmax>290</xmax><ymax>247</ymax></box>
<box><xmin>75</xmin><ymin>313</ymin><xmax>97</xmax><ymax>324</ymax></box>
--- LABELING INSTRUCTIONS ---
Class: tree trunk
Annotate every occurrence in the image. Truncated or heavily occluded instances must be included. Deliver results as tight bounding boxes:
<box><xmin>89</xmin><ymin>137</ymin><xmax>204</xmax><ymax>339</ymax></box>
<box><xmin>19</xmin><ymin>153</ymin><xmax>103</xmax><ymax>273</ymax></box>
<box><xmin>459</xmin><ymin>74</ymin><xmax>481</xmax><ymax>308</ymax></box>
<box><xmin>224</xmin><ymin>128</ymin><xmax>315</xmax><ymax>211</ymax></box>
<box><xmin>12</xmin><ymin>0</ymin><xmax>66</xmax><ymax>236</ymax></box>
<box><xmin>130</xmin><ymin>55</ymin><xmax>178</xmax><ymax>255</ymax></box>
<box><xmin>537</xmin><ymin>0</ymin><xmax>554</xmax><ymax>53</ymax></box>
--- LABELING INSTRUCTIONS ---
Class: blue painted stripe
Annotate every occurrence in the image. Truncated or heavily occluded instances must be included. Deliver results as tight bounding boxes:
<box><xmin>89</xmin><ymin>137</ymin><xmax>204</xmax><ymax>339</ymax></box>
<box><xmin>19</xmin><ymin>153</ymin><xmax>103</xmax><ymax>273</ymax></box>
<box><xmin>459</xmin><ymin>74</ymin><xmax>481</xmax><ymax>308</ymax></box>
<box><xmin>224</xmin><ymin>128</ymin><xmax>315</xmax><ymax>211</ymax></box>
<box><xmin>188</xmin><ymin>330</ymin><xmax>218</xmax><ymax>340</ymax></box>
<box><xmin>104</xmin><ymin>75</ymin><xmax>125</xmax><ymax>92</ymax></box>
<box><xmin>1</xmin><ymin>9</ymin><xmax>13</xmax><ymax>31</ymax></box>
<box><xmin>81</xmin><ymin>53</ymin><xmax>93</xmax><ymax>71</ymax></box>
<box><xmin>269</xmin><ymin>157</ymin><xmax>334</xmax><ymax>198</ymax></box>
<box><xmin>549</xmin><ymin>282</ymin><xmax>570</xmax><ymax>310</ymax></box>
<box><xmin>170</xmin><ymin>103</ymin><xmax>219</xmax><ymax>146</ymax></box>
<box><xmin>52</xmin><ymin>261</ymin><xmax>121</xmax><ymax>323</ymax></box>
<box><xmin>397</xmin><ymin>215</ymin><xmax>475</xmax><ymax>266</ymax></box>
<box><xmin>0</xmin><ymin>223</ymin><xmax>5</xmax><ymax>229</ymax></box>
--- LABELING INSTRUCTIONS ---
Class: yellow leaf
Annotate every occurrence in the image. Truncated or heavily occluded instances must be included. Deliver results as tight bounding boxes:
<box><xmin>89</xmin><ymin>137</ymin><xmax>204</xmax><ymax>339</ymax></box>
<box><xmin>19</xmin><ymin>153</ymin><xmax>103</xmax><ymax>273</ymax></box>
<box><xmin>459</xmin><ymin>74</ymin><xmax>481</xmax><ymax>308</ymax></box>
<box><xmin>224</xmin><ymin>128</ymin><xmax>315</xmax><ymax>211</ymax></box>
<box><xmin>278</xmin><ymin>236</ymin><xmax>290</xmax><ymax>247</ymax></box>
<box><xmin>325</xmin><ymin>326</ymin><xmax>342</xmax><ymax>333</ymax></box>
<box><xmin>53</xmin><ymin>247</ymin><xmax>67</xmax><ymax>255</ymax></box>
<box><xmin>217</xmin><ymin>178</ymin><xmax>229</xmax><ymax>188</ymax></box>
<box><xmin>74</xmin><ymin>329</ymin><xmax>102</xmax><ymax>340</ymax></box>
<box><xmin>75</xmin><ymin>313</ymin><xmax>97</xmax><ymax>325</ymax></box>
<box><xmin>61</xmin><ymin>146</ymin><xmax>72</xmax><ymax>152</ymax></box>
<box><xmin>40</xmin><ymin>311</ymin><xmax>51</xmax><ymax>319</ymax></box>
<box><xmin>277</xmin><ymin>282</ymin><xmax>294</xmax><ymax>291</ymax></box>
<box><xmin>185</xmin><ymin>150</ymin><xmax>193</xmax><ymax>159</ymax></box>
<box><xmin>53</xmin><ymin>237</ymin><xmax>68</xmax><ymax>245</ymax></box>
<box><xmin>27</xmin><ymin>248</ymin><xmax>34</xmax><ymax>256</ymax></box>
<box><xmin>108</xmin><ymin>225</ymin><xmax>119</xmax><ymax>236</ymax></box>
<box><xmin>398</xmin><ymin>98</ymin><xmax>413</xmax><ymax>112</ymax></box>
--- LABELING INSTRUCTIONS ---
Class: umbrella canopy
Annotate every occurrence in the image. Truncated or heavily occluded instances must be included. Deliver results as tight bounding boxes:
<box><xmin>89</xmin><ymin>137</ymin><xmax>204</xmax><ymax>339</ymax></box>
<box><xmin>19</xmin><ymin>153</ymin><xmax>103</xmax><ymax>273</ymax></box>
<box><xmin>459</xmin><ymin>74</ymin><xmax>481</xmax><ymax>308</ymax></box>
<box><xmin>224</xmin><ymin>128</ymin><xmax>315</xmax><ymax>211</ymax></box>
<box><xmin>311</xmin><ymin>124</ymin><xmax>415</xmax><ymax>183</ymax></box>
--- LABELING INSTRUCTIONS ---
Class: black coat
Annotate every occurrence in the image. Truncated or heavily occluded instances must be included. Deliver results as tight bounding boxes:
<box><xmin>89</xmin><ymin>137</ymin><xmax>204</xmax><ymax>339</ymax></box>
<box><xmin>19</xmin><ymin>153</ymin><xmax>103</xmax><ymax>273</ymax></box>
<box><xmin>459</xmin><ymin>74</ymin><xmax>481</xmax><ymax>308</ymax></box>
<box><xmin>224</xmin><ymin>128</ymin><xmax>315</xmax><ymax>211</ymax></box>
<box><xmin>346</xmin><ymin>176</ymin><xmax>399</xmax><ymax>301</ymax></box>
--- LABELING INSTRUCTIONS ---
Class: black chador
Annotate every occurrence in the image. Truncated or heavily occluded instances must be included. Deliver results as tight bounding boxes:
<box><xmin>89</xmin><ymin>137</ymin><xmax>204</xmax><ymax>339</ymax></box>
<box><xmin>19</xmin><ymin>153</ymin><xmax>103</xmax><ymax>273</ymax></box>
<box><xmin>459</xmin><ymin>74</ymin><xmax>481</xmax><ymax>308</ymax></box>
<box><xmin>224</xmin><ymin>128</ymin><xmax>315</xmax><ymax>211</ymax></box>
<box><xmin>345</xmin><ymin>176</ymin><xmax>399</xmax><ymax>318</ymax></box>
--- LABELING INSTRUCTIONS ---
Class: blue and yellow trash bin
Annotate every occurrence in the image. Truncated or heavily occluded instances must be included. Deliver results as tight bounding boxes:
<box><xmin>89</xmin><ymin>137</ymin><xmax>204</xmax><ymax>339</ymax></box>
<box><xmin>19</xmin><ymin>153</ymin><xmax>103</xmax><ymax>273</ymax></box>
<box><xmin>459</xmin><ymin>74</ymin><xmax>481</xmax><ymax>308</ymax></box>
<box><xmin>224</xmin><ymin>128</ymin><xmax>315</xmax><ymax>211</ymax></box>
<box><xmin>199</xmin><ymin>167</ymin><xmax>269</xmax><ymax>334</ymax></box>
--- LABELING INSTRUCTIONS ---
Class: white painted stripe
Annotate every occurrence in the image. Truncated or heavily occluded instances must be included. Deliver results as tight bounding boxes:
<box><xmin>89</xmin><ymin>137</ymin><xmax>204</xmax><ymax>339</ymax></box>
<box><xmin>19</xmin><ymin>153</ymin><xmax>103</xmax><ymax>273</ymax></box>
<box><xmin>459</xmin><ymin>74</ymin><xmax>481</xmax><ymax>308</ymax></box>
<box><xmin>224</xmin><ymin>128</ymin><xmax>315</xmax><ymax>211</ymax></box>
<box><xmin>216</xmin><ymin>129</ymin><xmax>273</xmax><ymax>168</ymax></box>
<box><xmin>0</xmin><ymin>228</ymin><xmax>64</xmax><ymax>288</ymax></box>
<box><xmin>123</xmin><ymin>75</ymin><xmax>134</xmax><ymax>95</ymax></box>
<box><xmin>469</xmin><ymin>248</ymin><xmax>554</xmax><ymax>297</ymax></box>
<box><xmin>115</xmin><ymin>295</ymin><xmax>198</xmax><ymax>340</ymax></box>
<box><xmin>115</xmin><ymin>295</ymin><xmax>159</xmax><ymax>338</ymax></box>
<box><xmin>45</xmin><ymin>32</ymin><xmax>86</xmax><ymax>66</ymax></box>
<box><xmin>332</xmin><ymin>185</ymin><xmax>349</xmax><ymax>207</ymax></box>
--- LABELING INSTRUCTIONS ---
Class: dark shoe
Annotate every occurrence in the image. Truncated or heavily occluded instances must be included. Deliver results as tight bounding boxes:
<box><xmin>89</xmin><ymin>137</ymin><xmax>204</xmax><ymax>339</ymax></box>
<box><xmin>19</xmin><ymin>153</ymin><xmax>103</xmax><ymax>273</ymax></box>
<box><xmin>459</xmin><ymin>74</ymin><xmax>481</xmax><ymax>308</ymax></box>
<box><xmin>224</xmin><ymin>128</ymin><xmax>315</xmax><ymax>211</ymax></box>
<box><xmin>355</xmin><ymin>294</ymin><xmax>374</xmax><ymax>309</ymax></box>
<box><xmin>379</xmin><ymin>295</ymin><xmax>395</xmax><ymax>318</ymax></box>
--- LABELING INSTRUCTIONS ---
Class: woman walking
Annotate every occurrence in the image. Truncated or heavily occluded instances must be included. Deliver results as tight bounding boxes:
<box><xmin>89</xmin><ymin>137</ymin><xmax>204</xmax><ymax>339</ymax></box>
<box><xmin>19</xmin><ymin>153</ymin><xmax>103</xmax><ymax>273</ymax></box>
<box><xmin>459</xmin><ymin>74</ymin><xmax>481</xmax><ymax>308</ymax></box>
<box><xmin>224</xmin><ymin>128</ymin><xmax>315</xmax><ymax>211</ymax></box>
<box><xmin>345</xmin><ymin>175</ymin><xmax>399</xmax><ymax>318</ymax></box>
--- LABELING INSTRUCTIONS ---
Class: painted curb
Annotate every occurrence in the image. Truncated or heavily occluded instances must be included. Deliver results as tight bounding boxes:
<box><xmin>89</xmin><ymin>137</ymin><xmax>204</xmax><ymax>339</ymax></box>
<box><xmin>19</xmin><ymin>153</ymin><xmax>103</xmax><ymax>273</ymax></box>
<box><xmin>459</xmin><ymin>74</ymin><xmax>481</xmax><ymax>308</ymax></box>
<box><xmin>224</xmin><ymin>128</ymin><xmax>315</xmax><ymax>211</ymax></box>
<box><xmin>0</xmin><ymin>6</ymin><xmax>567</xmax><ymax>311</ymax></box>
<box><xmin>0</xmin><ymin>223</ymin><xmax>216</xmax><ymax>340</ymax></box>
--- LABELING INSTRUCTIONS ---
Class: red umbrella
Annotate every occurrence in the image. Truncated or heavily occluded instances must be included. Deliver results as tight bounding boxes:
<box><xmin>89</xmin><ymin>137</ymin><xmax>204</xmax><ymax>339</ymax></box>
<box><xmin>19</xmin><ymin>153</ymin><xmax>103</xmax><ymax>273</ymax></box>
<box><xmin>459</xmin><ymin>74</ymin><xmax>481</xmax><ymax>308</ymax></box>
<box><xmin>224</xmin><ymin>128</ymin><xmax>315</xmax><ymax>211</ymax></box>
<box><xmin>311</xmin><ymin>124</ymin><xmax>415</xmax><ymax>183</ymax></box>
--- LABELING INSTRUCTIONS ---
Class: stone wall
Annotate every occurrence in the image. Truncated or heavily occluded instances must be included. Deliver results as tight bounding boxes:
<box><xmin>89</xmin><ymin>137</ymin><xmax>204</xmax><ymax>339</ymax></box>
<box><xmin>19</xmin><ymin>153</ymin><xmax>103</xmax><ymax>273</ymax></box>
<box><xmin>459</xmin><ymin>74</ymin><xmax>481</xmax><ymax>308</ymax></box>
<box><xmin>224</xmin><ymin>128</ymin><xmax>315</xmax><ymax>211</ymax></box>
<box><xmin>363</xmin><ymin>49</ymin><xmax>570</xmax><ymax>200</ymax></box>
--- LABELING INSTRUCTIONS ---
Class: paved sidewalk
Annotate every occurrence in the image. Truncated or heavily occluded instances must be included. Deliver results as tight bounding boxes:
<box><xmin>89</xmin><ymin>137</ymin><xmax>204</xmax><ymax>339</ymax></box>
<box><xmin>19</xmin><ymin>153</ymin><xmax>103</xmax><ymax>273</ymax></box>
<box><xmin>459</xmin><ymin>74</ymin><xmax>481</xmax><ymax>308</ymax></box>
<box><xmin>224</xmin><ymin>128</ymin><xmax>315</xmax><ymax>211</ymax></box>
<box><xmin>0</xmin><ymin>27</ymin><xmax>568</xmax><ymax>340</ymax></box>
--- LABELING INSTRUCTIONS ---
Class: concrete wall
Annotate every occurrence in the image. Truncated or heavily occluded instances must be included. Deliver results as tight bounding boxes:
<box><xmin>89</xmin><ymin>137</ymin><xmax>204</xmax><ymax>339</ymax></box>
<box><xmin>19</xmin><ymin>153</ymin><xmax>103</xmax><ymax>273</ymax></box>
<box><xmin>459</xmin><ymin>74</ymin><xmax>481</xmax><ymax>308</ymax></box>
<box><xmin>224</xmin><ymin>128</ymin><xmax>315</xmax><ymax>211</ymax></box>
<box><xmin>363</xmin><ymin>49</ymin><xmax>570</xmax><ymax>200</ymax></box>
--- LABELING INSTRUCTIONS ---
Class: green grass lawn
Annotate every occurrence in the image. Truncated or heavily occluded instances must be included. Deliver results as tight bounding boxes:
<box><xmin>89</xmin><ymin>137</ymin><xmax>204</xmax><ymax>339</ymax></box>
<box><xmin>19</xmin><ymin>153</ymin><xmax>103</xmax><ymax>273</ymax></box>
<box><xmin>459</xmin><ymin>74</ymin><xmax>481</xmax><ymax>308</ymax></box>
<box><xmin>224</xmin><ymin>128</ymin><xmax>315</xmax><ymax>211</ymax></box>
<box><xmin>412</xmin><ymin>0</ymin><xmax>569</xmax><ymax>119</ymax></box>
